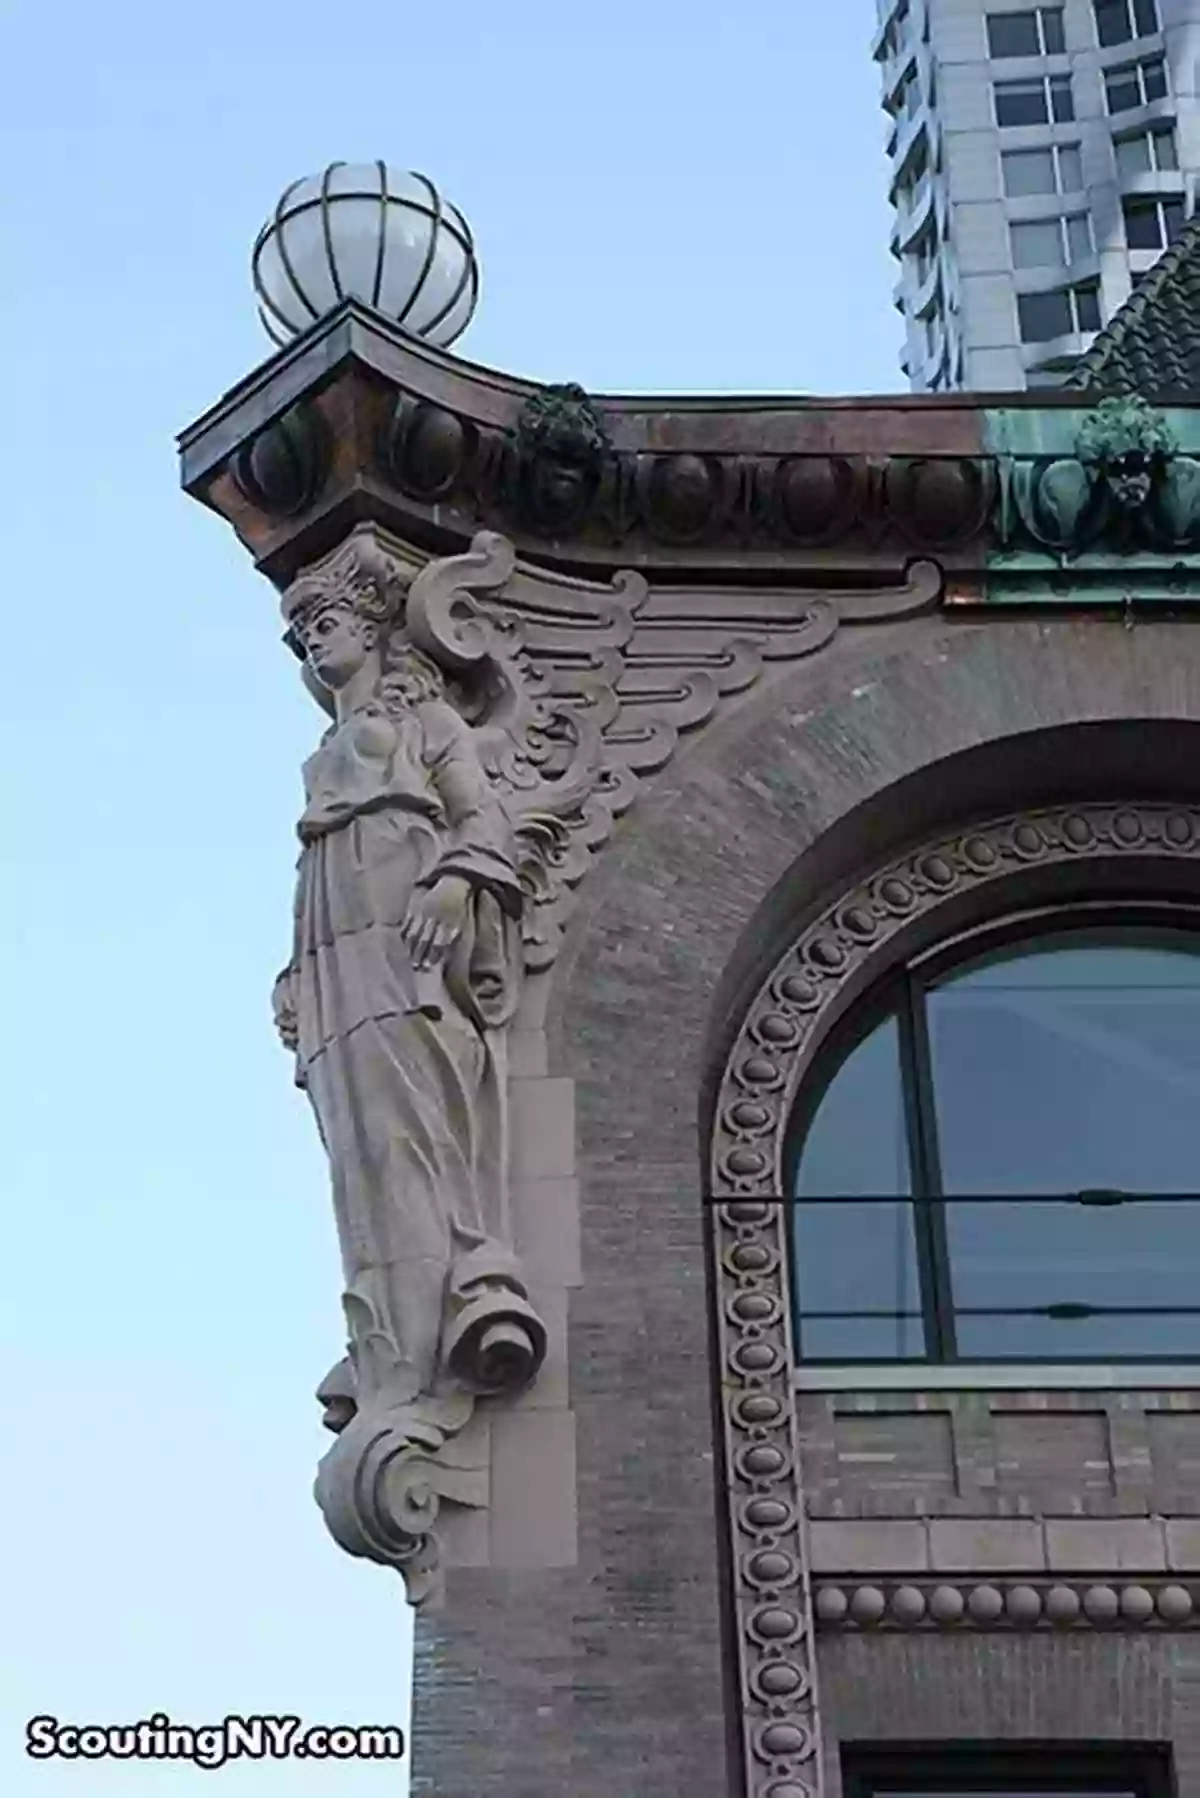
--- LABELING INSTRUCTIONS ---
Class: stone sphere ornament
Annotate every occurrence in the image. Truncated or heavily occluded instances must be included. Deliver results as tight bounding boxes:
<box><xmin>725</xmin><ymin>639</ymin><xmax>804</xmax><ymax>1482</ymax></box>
<box><xmin>253</xmin><ymin>162</ymin><xmax>479</xmax><ymax>350</ymax></box>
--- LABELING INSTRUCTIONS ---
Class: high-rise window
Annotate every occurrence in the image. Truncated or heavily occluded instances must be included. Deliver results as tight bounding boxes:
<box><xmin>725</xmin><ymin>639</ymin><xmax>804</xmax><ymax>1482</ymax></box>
<box><xmin>1115</xmin><ymin>125</ymin><xmax>1179</xmax><ymax>175</ymax></box>
<box><xmin>1124</xmin><ymin>194</ymin><xmax>1186</xmax><ymax>248</ymax></box>
<box><xmin>1105</xmin><ymin>56</ymin><xmax>1168</xmax><ymax>110</ymax></box>
<box><xmin>1011</xmin><ymin>212</ymin><xmax>1094</xmax><ymax>266</ymax></box>
<box><xmin>995</xmin><ymin>72</ymin><xmax>1075</xmax><ymax>125</ymax></box>
<box><xmin>1017</xmin><ymin>279</ymin><xmax>1102</xmax><ymax>340</ymax></box>
<box><xmin>1002</xmin><ymin>142</ymin><xmax>1084</xmax><ymax>194</ymax></box>
<box><xmin>889</xmin><ymin>68</ymin><xmax>921</xmax><ymax>118</ymax></box>
<box><xmin>914</xmin><ymin>230</ymin><xmax>938</xmax><ymax>283</ymax></box>
<box><xmin>987</xmin><ymin>7</ymin><xmax>1066</xmax><ymax>57</ymax></box>
<box><xmin>1094</xmin><ymin>0</ymin><xmax>1160</xmax><ymax>47</ymax></box>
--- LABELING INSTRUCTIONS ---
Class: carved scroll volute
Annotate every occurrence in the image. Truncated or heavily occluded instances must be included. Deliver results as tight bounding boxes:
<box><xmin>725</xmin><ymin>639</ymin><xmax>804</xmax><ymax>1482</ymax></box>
<box><xmin>404</xmin><ymin>529</ymin><xmax>518</xmax><ymax>670</ymax></box>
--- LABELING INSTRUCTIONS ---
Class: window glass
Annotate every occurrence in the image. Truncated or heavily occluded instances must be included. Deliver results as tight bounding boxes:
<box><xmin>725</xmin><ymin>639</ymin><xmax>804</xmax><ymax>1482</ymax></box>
<box><xmin>1116</xmin><ymin>132</ymin><xmax>1153</xmax><ymax>175</ymax></box>
<box><xmin>996</xmin><ymin>79</ymin><xmax>1050</xmax><ymax>125</ymax></box>
<box><xmin>1050</xmin><ymin>73</ymin><xmax>1076</xmax><ymax>119</ymax></box>
<box><xmin>1144</xmin><ymin>56</ymin><xmax>1168</xmax><ymax>100</ymax></box>
<box><xmin>790</xmin><ymin>926</ymin><xmax>1200</xmax><ymax>1363</ymax></box>
<box><xmin>927</xmin><ymin>944</ymin><xmax>1200</xmax><ymax>1197</ymax></box>
<box><xmin>1012</xmin><ymin>220</ymin><xmax>1065</xmax><ymax>267</ymax></box>
<box><xmin>1123</xmin><ymin>199</ymin><xmax>1182</xmax><ymax>248</ymax></box>
<box><xmin>1125</xmin><ymin>200</ymin><xmax>1166</xmax><ymax>247</ymax></box>
<box><xmin>1059</xmin><ymin>143</ymin><xmax>1084</xmax><ymax>188</ymax></box>
<box><xmin>1018</xmin><ymin>288</ymin><xmax>1074</xmax><ymax>341</ymax></box>
<box><xmin>1106</xmin><ymin>64</ymin><xmax>1143</xmax><ymax>110</ymax></box>
<box><xmin>796</xmin><ymin>1313</ymin><xmax>927</xmax><ymax>1360</ymax></box>
<box><xmin>1043</xmin><ymin>7</ymin><xmax>1066</xmax><ymax>52</ymax></box>
<box><xmin>795</xmin><ymin>1016</ymin><xmax>910</xmax><ymax>1200</ymax></box>
<box><xmin>792</xmin><ymin>1017</ymin><xmax>924</xmax><ymax>1361</ymax></box>
<box><xmin>1076</xmin><ymin>282</ymin><xmax>1102</xmax><ymax>330</ymax></box>
<box><xmin>1096</xmin><ymin>0</ymin><xmax>1160</xmax><ymax>43</ymax></box>
<box><xmin>1096</xmin><ymin>0</ymin><xmax>1132</xmax><ymax>44</ymax></box>
<box><xmin>1067</xmin><ymin>214</ymin><xmax>1093</xmax><ymax>259</ymax></box>
<box><xmin>1003</xmin><ymin>148</ymin><xmax>1056</xmax><ymax>195</ymax></box>
<box><xmin>960</xmin><ymin>1195</ymin><xmax>1200</xmax><ymax>1315</ymax></box>
<box><xmin>988</xmin><ymin>11</ymin><xmax>1041</xmax><ymax>56</ymax></box>
<box><xmin>956</xmin><ymin>1303</ymin><xmax>1200</xmax><ymax>1358</ymax></box>
<box><xmin>1157</xmin><ymin>127</ymin><xmax>1179</xmax><ymax>168</ymax></box>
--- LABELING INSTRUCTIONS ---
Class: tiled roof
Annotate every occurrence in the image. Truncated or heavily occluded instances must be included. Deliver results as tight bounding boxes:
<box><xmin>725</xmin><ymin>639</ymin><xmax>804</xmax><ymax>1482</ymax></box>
<box><xmin>1066</xmin><ymin>218</ymin><xmax>1200</xmax><ymax>398</ymax></box>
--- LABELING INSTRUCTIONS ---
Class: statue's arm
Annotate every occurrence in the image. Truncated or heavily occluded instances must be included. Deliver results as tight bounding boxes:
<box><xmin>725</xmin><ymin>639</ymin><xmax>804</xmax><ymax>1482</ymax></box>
<box><xmin>271</xmin><ymin>858</ymin><xmax>305</xmax><ymax>1082</ymax></box>
<box><xmin>272</xmin><ymin>964</ymin><xmax>298</xmax><ymax>1049</ymax></box>
<box><xmin>424</xmin><ymin>705</ymin><xmax>523</xmax><ymax>917</ymax></box>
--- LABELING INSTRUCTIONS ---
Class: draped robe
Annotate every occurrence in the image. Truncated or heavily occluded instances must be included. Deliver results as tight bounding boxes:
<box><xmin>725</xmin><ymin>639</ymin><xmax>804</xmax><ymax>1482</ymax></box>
<box><xmin>291</xmin><ymin>691</ymin><xmax>524</xmax><ymax>1403</ymax></box>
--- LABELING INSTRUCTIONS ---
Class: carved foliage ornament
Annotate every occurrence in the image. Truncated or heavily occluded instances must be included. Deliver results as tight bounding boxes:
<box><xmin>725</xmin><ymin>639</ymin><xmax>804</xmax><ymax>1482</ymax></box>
<box><xmin>509</xmin><ymin>382</ymin><xmax>613</xmax><ymax>537</ymax></box>
<box><xmin>709</xmin><ymin>802</ymin><xmax>1200</xmax><ymax>1798</ymax></box>
<box><xmin>1001</xmin><ymin>395</ymin><xmax>1200</xmax><ymax>556</ymax></box>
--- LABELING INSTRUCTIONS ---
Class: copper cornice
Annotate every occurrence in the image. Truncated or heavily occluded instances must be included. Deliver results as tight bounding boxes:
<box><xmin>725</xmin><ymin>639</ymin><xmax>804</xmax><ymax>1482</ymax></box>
<box><xmin>175</xmin><ymin>299</ymin><xmax>1134</xmax><ymax>590</ymax></box>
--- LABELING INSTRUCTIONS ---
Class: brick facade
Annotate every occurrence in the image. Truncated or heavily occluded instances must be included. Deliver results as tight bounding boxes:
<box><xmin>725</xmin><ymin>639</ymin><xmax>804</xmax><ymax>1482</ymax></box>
<box><xmin>411</xmin><ymin>616</ymin><xmax>1200</xmax><ymax>1797</ymax></box>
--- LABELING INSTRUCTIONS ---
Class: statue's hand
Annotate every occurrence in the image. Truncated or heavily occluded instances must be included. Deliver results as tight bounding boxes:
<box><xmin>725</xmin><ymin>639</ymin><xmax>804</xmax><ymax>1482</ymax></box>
<box><xmin>401</xmin><ymin>875</ymin><xmax>471</xmax><ymax>969</ymax></box>
<box><xmin>272</xmin><ymin>967</ymin><xmax>299</xmax><ymax>1053</ymax></box>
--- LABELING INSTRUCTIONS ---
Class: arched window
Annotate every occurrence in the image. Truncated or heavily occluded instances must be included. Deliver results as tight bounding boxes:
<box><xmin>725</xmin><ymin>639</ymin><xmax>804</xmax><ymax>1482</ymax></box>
<box><xmin>788</xmin><ymin>911</ymin><xmax>1200</xmax><ymax>1362</ymax></box>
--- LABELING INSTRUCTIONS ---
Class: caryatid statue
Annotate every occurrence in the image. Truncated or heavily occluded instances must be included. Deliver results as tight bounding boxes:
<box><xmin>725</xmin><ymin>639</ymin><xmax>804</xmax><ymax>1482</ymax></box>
<box><xmin>270</xmin><ymin>524</ymin><xmax>584</xmax><ymax>1599</ymax></box>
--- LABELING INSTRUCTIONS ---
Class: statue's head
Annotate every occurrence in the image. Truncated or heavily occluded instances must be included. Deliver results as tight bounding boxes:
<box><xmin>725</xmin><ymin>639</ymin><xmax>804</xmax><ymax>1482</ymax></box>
<box><xmin>513</xmin><ymin>383</ymin><xmax>610</xmax><ymax>533</ymax></box>
<box><xmin>290</xmin><ymin>597</ymin><xmax>378</xmax><ymax>690</ymax></box>
<box><xmin>283</xmin><ymin>530</ymin><xmax>406</xmax><ymax>695</ymax></box>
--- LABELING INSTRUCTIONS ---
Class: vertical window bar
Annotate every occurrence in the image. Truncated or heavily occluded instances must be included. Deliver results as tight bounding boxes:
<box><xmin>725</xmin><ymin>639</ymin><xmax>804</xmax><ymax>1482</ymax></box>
<box><xmin>898</xmin><ymin>970</ymin><xmax>955</xmax><ymax>1359</ymax></box>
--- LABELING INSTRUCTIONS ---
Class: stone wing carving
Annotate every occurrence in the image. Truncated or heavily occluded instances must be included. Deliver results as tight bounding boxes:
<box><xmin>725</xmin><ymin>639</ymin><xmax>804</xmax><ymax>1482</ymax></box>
<box><xmin>406</xmin><ymin>532</ymin><xmax>944</xmax><ymax>968</ymax></box>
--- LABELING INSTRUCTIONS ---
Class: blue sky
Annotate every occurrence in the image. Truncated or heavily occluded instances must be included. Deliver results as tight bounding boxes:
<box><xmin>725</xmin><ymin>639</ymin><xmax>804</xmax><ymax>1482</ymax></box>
<box><xmin>0</xmin><ymin>2</ymin><xmax>900</xmax><ymax>1790</ymax></box>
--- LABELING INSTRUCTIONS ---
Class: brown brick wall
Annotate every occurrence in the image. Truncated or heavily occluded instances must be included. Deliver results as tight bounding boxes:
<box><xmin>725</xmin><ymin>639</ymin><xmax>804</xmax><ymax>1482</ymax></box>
<box><xmin>800</xmin><ymin>1391</ymin><xmax>1200</xmax><ymax>1520</ymax></box>
<box><xmin>818</xmin><ymin>1633</ymin><xmax>1193</xmax><ymax>1795</ymax></box>
<box><xmin>411</xmin><ymin>618</ymin><xmax>1200</xmax><ymax>1798</ymax></box>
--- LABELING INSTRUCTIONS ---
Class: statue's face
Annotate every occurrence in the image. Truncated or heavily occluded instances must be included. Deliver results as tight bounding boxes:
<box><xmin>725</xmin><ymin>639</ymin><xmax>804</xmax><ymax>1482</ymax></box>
<box><xmin>1106</xmin><ymin>457</ymin><xmax>1152</xmax><ymax>512</ymax></box>
<box><xmin>302</xmin><ymin>604</ymin><xmax>371</xmax><ymax>690</ymax></box>
<box><xmin>531</xmin><ymin>443</ymin><xmax>591</xmax><ymax>524</ymax></box>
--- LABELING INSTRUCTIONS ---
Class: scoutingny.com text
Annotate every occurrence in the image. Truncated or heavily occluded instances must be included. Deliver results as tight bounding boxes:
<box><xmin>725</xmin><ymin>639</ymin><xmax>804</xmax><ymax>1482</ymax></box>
<box><xmin>26</xmin><ymin>1712</ymin><xmax>405</xmax><ymax>1769</ymax></box>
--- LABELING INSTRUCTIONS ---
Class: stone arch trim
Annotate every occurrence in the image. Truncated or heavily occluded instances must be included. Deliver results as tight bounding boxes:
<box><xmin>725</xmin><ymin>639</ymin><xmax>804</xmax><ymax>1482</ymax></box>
<box><xmin>708</xmin><ymin>799</ymin><xmax>1200</xmax><ymax>1798</ymax></box>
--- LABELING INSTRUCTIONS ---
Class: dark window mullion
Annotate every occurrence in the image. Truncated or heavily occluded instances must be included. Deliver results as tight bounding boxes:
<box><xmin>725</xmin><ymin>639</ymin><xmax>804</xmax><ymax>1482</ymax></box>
<box><xmin>898</xmin><ymin>969</ymin><xmax>955</xmax><ymax>1359</ymax></box>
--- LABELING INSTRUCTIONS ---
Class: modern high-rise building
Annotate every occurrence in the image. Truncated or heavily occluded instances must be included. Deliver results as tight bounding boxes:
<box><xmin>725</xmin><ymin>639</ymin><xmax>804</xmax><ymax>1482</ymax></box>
<box><xmin>876</xmin><ymin>0</ymin><xmax>1200</xmax><ymax>389</ymax></box>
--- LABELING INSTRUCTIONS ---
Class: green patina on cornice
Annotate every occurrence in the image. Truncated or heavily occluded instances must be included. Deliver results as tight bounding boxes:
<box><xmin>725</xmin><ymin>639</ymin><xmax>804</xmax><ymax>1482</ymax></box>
<box><xmin>980</xmin><ymin>396</ymin><xmax>1200</xmax><ymax>604</ymax></box>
